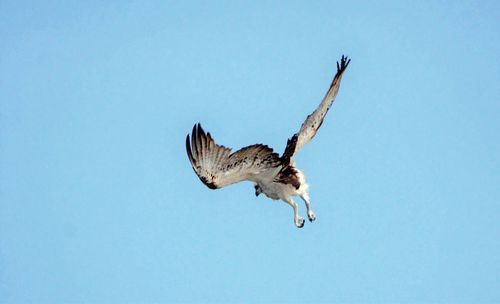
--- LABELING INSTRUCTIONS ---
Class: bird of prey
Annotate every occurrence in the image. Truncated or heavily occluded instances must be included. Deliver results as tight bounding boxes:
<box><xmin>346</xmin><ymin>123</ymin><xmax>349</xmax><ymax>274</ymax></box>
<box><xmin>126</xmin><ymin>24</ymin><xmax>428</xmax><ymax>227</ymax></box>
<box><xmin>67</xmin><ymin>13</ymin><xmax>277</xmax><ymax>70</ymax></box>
<box><xmin>186</xmin><ymin>55</ymin><xmax>350</xmax><ymax>228</ymax></box>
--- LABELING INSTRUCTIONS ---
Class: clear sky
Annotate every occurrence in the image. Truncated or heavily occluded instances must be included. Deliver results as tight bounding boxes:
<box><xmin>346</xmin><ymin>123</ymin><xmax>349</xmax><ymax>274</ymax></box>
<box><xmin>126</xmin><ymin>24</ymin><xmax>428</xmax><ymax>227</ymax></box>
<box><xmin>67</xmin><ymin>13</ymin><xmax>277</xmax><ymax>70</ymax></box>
<box><xmin>1</xmin><ymin>1</ymin><xmax>499</xmax><ymax>303</ymax></box>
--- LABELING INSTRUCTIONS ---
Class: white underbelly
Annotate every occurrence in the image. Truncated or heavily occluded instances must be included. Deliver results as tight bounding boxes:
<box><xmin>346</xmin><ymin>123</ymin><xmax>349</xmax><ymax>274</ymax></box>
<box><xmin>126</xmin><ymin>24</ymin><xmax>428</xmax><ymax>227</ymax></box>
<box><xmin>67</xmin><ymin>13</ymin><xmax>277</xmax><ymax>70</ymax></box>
<box><xmin>259</xmin><ymin>169</ymin><xmax>308</xmax><ymax>200</ymax></box>
<box><xmin>261</xmin><ymin>182</ymin><xmax>295</xmax><ymax>200</ymax></box>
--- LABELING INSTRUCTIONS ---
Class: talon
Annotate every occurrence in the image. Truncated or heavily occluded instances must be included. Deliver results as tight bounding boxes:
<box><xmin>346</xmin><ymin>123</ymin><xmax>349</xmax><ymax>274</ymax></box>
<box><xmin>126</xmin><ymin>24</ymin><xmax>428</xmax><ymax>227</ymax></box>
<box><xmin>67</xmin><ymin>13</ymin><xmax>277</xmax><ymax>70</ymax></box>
<box><xmin>295</xmin><ymin>217</ymin><xmax>305</xmax><ymax>228</ymax></box>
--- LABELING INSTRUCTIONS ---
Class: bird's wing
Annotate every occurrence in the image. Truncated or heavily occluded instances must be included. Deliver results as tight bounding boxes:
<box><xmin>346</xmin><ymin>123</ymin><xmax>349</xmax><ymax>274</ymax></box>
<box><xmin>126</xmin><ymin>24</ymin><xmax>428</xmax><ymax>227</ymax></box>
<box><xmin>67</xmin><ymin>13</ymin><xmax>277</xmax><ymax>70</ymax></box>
<box><xmin>186</xmin><ymin>124</ymin><xmax>282</xmax><ymax>189</ymax></box>
<box><xmin>290</xmin><ymin>55</ymin><xmax>350</xmax><ymax>156</ymax></box>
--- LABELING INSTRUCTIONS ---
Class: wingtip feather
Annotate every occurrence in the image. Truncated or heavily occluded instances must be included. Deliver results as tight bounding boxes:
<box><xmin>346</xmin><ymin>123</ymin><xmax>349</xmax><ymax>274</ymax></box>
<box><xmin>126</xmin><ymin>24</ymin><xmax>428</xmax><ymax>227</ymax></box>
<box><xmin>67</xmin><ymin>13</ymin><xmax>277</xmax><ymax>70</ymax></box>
<box><xmin>191</xmin><ymin>124</ymin><xmax>198</xmax><ymax>157</ymax></box>
<box><xmin>186</xmin><ymin>134</ymin><xmax>195</xmax><ymax>164</ymax></box>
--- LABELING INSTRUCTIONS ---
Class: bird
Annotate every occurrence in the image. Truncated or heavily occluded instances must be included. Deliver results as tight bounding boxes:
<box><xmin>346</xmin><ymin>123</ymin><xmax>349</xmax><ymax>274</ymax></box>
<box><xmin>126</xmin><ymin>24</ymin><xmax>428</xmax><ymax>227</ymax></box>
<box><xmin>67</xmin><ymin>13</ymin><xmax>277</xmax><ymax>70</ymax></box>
<box><xmin>186</xmin><ymin>55</ymin><xmax>350</xmax><ymax>228</ymax></box>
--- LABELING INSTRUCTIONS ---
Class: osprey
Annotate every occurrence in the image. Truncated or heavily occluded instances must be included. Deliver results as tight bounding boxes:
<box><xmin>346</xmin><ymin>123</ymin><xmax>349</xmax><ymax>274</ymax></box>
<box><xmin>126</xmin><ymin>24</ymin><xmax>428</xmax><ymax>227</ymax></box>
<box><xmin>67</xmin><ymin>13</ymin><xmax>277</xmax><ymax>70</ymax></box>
<box><xmin>186</xmin><ymin>55</ymin><xmax>350</xmax><ymax>228</ymax></box>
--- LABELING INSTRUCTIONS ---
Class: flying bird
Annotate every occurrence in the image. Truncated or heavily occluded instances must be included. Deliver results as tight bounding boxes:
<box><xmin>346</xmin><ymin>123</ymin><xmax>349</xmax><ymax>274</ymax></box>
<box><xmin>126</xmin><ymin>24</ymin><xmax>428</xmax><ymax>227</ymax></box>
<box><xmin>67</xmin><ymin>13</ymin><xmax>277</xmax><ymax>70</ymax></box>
<box><xmin>186</xmin><ymin>55</ymin><xmax>350</xmax><ymax>228</ymax></box>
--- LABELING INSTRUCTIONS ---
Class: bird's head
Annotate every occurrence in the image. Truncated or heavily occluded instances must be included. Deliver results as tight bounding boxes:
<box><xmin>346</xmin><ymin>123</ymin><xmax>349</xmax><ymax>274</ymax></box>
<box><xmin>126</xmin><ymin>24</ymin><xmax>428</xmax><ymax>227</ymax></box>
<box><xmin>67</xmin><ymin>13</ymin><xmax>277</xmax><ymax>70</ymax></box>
<box><xmin>254</xmin><ymin>183</ymin><xmax>262</xmax><ymax>196</ymax></box>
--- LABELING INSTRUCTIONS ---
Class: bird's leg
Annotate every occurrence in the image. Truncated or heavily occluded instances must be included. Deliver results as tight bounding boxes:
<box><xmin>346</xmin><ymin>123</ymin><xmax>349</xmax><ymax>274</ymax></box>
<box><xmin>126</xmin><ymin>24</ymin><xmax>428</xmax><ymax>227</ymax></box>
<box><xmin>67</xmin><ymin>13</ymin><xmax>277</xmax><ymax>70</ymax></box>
<box><xmin>282</xmin><ymin>197</ymin><xmax>305</xmax><ymax>228</ymax></box>
<box><xmin>300</xmin><ymin>192</ymin><xmax>316</xmax><ymax>222</ymax></box>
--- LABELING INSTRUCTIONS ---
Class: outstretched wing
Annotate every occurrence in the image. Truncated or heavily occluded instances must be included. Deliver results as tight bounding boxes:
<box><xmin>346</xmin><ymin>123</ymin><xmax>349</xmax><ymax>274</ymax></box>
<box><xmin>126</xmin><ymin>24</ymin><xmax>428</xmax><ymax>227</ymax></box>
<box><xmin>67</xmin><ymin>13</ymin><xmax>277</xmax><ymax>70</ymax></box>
<box><xmin>186</xmin><ymin>124</ymin><xmax>282</xmax><ymax>189</ymax></box>
<box><xmin>289</xmin><ymin>55</ymin><xmax>350</xmax><ymax>156</ymax></box>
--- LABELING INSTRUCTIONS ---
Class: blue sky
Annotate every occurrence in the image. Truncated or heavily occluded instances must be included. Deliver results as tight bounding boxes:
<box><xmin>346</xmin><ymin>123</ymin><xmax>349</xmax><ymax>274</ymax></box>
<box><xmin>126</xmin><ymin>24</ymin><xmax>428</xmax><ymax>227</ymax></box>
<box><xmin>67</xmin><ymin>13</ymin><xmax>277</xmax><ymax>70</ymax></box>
<box><xmin>1</xmin><ymin>1</ymin><xmax>499</xmax><ymax>303</ymax></box>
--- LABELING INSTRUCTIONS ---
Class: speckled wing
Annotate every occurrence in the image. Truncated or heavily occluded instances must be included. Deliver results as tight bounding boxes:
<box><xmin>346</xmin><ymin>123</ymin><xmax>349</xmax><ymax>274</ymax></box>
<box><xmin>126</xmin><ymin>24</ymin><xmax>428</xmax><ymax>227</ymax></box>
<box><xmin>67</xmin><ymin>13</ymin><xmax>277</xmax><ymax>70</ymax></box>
<box><xmin>186</xmin><ymin>124</ymin><xmax>282</xmax><ymax>189</ymax></box>
<box><xmin>293</xmin><ymin>55</ymin><xmax>350</xmax><ymax>154</ymax></box>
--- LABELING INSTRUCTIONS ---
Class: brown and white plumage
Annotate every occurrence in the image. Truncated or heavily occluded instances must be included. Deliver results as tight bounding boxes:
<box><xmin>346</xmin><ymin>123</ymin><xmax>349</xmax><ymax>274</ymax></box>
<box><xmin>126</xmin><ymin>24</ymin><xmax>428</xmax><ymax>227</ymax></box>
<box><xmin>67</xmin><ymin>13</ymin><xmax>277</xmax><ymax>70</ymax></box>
<box><xmin>186</xmin><ymin>123</ymin><xmax>282</xmax><ymax>189</ymax></box>
<box><xmin>185</xmin><ymin>55</ymin><xmax>350</xmax><ymax>228</ymax></box>
<box><xmin>292</xmin><ymin>55</ymin><xmax>351</xmax><ymax>155</ymax></box>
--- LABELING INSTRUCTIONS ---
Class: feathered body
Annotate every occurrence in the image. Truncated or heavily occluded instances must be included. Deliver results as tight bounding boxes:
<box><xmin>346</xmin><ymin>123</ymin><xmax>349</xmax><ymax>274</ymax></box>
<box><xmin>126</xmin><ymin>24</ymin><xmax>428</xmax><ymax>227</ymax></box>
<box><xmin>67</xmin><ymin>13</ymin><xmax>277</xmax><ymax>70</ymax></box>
<box><xmin>186</xmin><ymin>55</ymin><xmax>350</xmax><ymax>228</ymax></box>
